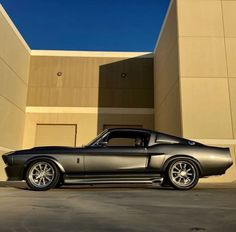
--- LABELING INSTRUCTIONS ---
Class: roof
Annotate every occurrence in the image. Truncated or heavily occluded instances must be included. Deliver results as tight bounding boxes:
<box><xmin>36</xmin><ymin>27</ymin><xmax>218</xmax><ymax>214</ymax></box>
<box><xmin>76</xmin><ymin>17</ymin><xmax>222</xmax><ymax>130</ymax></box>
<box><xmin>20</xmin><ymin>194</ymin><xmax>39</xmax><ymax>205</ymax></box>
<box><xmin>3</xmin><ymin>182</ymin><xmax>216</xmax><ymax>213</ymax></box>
<box><xmin>106</xmin><ymin>128</ymin><xmax>154</xmax><ymax>133</ymax></box>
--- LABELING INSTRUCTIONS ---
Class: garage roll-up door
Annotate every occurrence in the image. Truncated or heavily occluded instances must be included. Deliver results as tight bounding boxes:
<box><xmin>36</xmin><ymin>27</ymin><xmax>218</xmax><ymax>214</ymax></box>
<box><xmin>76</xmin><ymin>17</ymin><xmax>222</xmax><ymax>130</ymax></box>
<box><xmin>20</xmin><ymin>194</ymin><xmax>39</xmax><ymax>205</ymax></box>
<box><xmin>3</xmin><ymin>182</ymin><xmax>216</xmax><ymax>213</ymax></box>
<box><xmin>35</xmin><ymin>124</ymin><xmax>77</xmax><ymax>147</ymax></box>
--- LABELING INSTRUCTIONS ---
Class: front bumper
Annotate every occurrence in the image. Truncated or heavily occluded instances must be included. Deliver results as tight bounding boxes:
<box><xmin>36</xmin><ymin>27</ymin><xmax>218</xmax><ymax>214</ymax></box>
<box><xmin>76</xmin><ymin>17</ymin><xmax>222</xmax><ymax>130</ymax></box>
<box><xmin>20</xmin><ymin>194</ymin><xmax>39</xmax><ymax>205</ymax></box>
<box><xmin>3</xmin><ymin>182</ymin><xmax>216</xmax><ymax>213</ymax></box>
<box><xmin>5</xmin><ymin>165</ymin><xmax>24</xmax><ymax>181</ymax></box>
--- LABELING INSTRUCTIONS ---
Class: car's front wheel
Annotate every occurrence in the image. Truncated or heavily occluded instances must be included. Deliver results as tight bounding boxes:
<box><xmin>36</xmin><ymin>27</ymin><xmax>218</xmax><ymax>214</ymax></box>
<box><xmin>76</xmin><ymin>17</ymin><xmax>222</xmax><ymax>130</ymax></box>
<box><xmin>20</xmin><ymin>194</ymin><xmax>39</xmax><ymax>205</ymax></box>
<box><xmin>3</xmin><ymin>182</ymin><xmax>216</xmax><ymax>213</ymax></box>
<box><xmin>26</xmin><ymin>160</ymin><xmax>60</xmax><ymax>191</ymax></box>
<box><xmin>167</xmin><ymin>159</ymin><xmax>199</xmax><ymax>190</ymax></box>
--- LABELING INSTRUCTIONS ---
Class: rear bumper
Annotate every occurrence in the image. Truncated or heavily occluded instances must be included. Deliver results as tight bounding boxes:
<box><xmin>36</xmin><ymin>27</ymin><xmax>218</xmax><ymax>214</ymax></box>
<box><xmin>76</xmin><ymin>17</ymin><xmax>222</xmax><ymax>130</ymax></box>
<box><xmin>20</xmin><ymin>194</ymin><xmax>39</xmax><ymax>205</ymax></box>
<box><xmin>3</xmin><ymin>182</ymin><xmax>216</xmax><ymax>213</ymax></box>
<box><xmin>200</xmin><ymin>146</ymin><xmax>233</xmax><ymax>176</ymax></box>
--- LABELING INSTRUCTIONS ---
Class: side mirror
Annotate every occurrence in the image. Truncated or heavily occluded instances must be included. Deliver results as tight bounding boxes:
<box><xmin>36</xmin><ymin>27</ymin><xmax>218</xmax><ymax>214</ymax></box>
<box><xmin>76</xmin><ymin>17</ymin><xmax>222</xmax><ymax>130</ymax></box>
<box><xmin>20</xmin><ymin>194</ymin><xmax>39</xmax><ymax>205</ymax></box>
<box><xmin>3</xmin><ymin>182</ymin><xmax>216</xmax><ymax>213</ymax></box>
<box><xmin>98</xmin><ymin>141</ymin><xmax>108</xmax><ymax>147</ymax></box>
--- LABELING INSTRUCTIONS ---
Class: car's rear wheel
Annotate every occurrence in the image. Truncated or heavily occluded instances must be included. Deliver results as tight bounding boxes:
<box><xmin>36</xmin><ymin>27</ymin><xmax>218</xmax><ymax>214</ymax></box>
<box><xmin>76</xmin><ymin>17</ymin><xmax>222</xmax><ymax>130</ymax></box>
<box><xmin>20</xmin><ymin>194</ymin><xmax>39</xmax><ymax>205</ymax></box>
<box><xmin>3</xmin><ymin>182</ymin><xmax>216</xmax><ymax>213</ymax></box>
<box><xmin>167</xmin><ymin>159</ymin><xmax>199</xmax><ymax>190</ymax></box>
<box><xmin>26</xmin><ymin>160</ymin><xmax>60</xmax><ymax>191</ymax></box>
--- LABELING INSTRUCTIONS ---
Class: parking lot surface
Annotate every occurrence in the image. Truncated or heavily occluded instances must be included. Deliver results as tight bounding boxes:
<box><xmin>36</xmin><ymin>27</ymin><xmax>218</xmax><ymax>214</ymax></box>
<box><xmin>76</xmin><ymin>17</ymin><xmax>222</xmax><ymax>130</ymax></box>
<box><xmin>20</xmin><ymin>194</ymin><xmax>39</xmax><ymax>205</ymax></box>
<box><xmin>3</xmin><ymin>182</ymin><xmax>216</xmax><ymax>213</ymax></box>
<box><xmin>0</xmin><ymin>182</ymin><xmax>236</xmax><ymax>232</ymax></box>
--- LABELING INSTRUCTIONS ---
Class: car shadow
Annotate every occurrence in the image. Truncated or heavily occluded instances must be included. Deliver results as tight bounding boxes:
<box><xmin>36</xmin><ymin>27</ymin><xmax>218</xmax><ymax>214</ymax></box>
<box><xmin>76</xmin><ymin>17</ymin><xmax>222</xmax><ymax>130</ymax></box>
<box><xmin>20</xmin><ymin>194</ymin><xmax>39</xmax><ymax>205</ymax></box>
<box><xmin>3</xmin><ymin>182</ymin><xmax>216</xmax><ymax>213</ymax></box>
<box><xmin>57</xmin><ymin>184</ymin><xmax>174</xmax><ymax>191</ymax></box>
<box><xmin>2</xmin><ymin>181</ymin><xmax>236</xmax><ymax>191</ymax></box>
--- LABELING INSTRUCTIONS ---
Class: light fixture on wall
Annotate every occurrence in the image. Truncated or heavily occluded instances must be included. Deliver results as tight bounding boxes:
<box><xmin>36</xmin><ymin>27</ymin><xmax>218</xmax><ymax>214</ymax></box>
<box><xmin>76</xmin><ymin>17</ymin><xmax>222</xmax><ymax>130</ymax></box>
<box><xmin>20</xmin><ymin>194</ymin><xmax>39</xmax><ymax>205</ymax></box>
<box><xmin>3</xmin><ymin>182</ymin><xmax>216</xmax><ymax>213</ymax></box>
<box><xmin>57</xmin><ymin>72</ymin><xmax>63</xmax><ymax>77</ymax></box>
<box><xmin>121</xmin><ymin>73</ymin><xmax>127</xmax><ymax>79</ymax></box>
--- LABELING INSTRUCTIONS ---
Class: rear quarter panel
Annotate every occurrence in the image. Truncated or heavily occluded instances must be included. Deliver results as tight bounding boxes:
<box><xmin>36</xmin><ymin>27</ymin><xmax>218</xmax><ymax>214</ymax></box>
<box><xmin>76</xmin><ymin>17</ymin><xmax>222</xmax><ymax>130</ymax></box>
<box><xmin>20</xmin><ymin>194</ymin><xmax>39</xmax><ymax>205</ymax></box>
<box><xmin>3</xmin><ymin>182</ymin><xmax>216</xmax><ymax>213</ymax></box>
<box><xmin>148</xmin><ymin>144</ymin><xmax>231</xmax><ymax>176</ymax></box>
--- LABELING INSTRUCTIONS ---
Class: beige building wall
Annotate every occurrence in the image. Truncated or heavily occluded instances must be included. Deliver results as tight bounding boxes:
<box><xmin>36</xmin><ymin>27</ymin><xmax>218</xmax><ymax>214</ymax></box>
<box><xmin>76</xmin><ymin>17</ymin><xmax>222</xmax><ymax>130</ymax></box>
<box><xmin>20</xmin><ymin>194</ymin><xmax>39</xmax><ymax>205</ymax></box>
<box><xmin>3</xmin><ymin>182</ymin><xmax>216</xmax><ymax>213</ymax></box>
<box><xmin>1</xmin><ymin>1</ymin><xmax>236</xmax><ymax>183</ymax></box>
<box><xmin>153</xmin><ymin>0</ymin><xmax>182</xmax><ymax>137</ymax></box>
<box><xmin>154</xmin><ymin>0</ymin><xmax>236</xmax><ymax>182</ymax></box>
<box><xmin>27</xmin><ymin>53</ymin><xmax>153</xmax><ymax>108</ymax></box>
<box><xmin>23</xmin><ymin>51</ymin><xmax>154</xmax><ymax>148</ymax></box>
<box><xmin>23</xmin><ymin>109</ymin><xmax>154</xmax><ymax>148</ymax></box>
<box><xmin>178</xmin><ymin>0</ymin><xmax>236</xmax><ymax>182</ymax></box>
<box><xmin>0</xmin><ymin>5</ymin><xmax>30</xmax><ymax>180</ymax></box>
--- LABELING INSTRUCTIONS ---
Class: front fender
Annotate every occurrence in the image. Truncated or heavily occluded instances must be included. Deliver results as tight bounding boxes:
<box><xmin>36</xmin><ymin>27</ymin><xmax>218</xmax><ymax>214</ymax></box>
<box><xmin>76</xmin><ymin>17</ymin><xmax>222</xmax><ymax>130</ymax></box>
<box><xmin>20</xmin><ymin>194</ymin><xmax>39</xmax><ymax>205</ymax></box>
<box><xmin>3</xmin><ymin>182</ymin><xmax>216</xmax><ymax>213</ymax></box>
<box><xmin>23</xmin><ymin>156</ymin><xmax>66</xmax><ymax>176</ymax></box>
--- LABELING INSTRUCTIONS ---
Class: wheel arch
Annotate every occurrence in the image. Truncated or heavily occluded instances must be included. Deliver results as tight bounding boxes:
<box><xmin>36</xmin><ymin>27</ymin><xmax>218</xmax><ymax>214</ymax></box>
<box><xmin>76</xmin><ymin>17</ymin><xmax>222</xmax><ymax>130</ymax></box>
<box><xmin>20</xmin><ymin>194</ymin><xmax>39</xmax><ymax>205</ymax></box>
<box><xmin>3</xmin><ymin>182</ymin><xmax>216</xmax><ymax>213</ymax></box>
<box><xmin>23</xmin><ymin>156</ymin><xmax>65</xmax><ymax>180</ymax></box>
<box><xmin>162</xmin><ymin>155</ymin><xmax>203</xmax><ymax>177</ymax></box>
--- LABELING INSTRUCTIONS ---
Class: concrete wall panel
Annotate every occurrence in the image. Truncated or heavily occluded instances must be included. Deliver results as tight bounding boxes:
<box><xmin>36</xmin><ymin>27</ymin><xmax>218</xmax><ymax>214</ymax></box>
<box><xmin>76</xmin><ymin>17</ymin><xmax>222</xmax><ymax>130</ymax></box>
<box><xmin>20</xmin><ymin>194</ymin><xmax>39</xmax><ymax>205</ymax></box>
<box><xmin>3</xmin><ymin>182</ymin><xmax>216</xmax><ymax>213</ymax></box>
<box><xmin>178</xmin><ymin>0</ymin><xmax>224</xmax><ymax>37</ymax></box>
<box><xmin>154</xmin><ymin>0</ymin><xmax>182</xmax><ymax>136</ymax></box>
<box><xmin>222</xmin><ymin>1</ymin><xmax>236</xmax><ymax>37</ymax></box>
<box><xmin>0</xmin><ymin>97</ymin><xmax>26</xmax><ymax>149</ymax></box>
<box><xmin>35</xmin><ymin>124</ymin><xmax>77</xmax><ymax>147</ymax></box>
<box><xmin>225</xmin><ymin>38</ymin><xmax>236</xmax><ymax>78</ymax></box>
<box><xmin>0</xmin><ymin>5</ymin><xmax>30</xmax><ymax>180</ymax></box>
<box><xmin>0</xmin><ymin>9</ymin><xmax>30</xmax><ymax>83</ymax></box>
<box><xmin>181</xmin><ymin>78</ymin><xmax>232</xmax><ymax>139</ymax></box>
<box><xmin>179</xmin><ymin>37</ymin><xmax>227</xmax><ymax>78</ymax></box>
<box><xmin>155</xmin><ymin>82</ymin><xmax>182</xmax><ymax>136</ymax></box>
<box><xmin>28</xmin><ymin>56</ymin><xmax>153</xmax><ymax>108</ymax></box>
<box><xmin>0</xmin><ymin>59</ymin><xmax>27</xmax><ymax>111</ymax></box>
<box><xmin>154</xmin><ymin>42</ymin><xmax>179</xmax><ymax>108</ymax></box>
<box><xmin>229</xmin><ymin>78</ymin><xmax>236</xmax><ymax>139</ymax></box>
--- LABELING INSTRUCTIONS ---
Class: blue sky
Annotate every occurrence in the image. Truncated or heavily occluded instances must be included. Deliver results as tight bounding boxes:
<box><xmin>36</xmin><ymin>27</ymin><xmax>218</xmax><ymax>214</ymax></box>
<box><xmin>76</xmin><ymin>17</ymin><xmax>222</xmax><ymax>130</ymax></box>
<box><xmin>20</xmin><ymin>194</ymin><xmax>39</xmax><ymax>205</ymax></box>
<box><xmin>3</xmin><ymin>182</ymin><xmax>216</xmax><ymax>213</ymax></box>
<box><xmin>0</xmin><ymin>0</ymin><xmax>170</xmax><ymax>52</ymax></box>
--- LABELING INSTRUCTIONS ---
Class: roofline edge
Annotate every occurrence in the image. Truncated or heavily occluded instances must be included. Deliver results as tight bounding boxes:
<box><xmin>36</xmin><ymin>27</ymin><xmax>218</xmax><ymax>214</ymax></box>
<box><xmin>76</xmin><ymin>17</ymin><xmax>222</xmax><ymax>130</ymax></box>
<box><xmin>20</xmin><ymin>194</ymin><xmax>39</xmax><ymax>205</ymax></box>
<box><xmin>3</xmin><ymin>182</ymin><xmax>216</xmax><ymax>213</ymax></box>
<box><xmin>30</xmin><ymin>50</ymin><xmax>153</xmax><ymax>58</ymax></box>
<box><xmin>0</xmin><ymin>4</ymin><xmax>31</xmax><ymax>53</ymax></box>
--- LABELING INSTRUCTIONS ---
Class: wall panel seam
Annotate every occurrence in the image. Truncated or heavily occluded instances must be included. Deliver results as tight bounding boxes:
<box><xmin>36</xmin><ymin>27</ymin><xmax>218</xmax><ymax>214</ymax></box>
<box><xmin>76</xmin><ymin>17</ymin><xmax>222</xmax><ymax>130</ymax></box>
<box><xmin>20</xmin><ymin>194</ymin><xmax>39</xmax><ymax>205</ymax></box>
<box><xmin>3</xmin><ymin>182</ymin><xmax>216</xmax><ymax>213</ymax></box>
<box><xmin>0</xmin><ymin>95</ymin><xmax>25</xmax><ymax>113</ymax></box>
<box><xmin>181</xmin><ymin>76</ymin><xmax>229</xmax><ymax>79</ymax></box>
<box><xmin>221</xmin><ymin>0</ymin><xmax>235</xmax><ymax>139</ymax></box>
<box><xmin>176</xmin><ymin>0</ymin><xmax>183</xmax><ymax>137</ymax></box>
<box><xmin>179</xmin><ymin>35</ymin><xmax>225</xmax><ymax>38</ymax></box>
<box><xmin>0</xmin><ymin>56</ymin><xmax>28</xmax><ymax>86</ymax></box>
<box><xmin>155</xmin><ymin>78</ymin><xmax>179</xmax><ymax>113</ymax></box>
<box><xmin>179</xmin><ymin>36</ymin><xmax>236</xmax><ymax>39</ymax></box>
<box><xmin>155</xmin><ymin>39</ymin><xmax>178</xmax><ymax>70</ymax></box>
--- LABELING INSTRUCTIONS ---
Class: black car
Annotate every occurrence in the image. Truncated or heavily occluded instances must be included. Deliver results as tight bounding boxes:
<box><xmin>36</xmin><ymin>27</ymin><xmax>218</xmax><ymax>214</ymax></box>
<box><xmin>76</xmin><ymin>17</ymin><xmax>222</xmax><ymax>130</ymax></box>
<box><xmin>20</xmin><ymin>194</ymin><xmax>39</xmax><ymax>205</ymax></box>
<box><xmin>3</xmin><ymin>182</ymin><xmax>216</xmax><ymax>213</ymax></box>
<box><xmin>2</xmin><ymin>128</ymin><xmax>233</xmax><ymax>191</ymax></box>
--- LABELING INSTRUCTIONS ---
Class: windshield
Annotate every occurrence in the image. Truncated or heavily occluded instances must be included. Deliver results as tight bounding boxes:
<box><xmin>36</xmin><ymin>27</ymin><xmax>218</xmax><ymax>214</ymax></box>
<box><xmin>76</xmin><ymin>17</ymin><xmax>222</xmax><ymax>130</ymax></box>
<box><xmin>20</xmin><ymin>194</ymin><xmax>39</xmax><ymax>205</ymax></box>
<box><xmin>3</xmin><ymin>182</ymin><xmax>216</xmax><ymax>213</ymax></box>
<box><xmin>86</xmin><ymin>129</ymin><xmax>108</xmax><ymax>146</ymax></box>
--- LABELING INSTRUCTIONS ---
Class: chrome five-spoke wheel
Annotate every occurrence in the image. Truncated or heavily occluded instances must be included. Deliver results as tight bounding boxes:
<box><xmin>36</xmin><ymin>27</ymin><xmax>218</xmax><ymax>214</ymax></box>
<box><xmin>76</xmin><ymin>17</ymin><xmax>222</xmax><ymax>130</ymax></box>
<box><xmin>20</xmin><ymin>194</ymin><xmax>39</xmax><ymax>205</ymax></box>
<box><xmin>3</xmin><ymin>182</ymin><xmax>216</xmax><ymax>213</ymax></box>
<box><xmin>26</xmin><ymin>160</ymin><xmax>60</xmax><ymax>191</ymax></box>
<box><xmin>168</xmin><ymin>159</ymin><xmax>199</xmax><ymax>190</ymax></box>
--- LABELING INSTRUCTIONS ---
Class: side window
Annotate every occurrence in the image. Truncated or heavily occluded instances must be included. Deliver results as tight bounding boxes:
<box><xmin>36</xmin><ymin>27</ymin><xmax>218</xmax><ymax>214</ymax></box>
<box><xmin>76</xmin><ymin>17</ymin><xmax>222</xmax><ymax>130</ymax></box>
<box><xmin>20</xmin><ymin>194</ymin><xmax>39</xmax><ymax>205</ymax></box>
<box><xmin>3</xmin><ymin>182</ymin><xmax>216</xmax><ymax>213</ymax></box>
<box><xmin>107</xmin><ymin>137</ymin><xmax>136</xmax><ymax>147</ymax></box>
<box><xmin>104</xmin><ymin>131</ymin><xmax>150</xmax><ymax>147</ymax></box>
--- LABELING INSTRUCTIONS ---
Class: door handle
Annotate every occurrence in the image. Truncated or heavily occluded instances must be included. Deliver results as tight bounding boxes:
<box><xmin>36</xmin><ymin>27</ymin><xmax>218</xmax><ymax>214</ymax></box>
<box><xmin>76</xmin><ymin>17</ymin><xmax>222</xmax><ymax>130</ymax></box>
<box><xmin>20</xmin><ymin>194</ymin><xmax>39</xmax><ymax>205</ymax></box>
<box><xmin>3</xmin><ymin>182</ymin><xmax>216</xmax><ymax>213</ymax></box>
<box><xmin>77</xmin><ymin>158</ymin><xmax>80</xmax><ymax>164</ymax></box>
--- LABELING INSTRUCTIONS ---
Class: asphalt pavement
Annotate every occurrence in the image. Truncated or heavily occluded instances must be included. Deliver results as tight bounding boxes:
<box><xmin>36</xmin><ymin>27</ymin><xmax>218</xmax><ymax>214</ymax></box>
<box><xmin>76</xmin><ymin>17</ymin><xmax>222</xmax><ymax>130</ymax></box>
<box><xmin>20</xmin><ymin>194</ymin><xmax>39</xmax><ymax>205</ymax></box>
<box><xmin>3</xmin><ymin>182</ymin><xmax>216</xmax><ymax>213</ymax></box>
<box><xmin>0</xmin><ymin>182</ymin><xmax>236</xmax><ymax>232</ymax></box>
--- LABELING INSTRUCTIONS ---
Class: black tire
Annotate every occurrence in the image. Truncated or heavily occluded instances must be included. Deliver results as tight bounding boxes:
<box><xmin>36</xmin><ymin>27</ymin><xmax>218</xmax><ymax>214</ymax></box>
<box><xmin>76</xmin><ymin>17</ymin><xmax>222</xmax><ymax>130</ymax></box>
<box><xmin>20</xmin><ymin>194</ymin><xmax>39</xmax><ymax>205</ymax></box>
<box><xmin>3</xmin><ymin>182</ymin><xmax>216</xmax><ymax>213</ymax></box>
<box><xmin>25</xmin><ymin>160</ymin><xmax>60</xmax><ymax>191</ymax></box>
<box><xmin>167</xmin><ymin>159</ymin><xmax>199</xmax><ymax>190</ymax></box>
<box><xmin>160</xmin><ymin>177</ymin><xmax>171</xmax><ymax>187</ymax></box>
<box><xmin>55</xmin><ymin>180</ymin><xmax>64</xmax><ymax>189</ymax></box>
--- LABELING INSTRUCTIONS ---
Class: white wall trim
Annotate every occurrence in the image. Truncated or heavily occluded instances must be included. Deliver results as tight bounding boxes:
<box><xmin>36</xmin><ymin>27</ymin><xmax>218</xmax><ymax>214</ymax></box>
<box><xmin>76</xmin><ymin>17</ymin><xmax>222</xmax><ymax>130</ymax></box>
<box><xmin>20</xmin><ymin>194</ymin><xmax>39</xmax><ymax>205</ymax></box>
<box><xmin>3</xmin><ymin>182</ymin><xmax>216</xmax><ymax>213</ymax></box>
<box><xmin>30</xmin><ymin>50</ymin><xmax>153</xmax><ymax>58</ymax></box>
<box><xmin>0</xmin><ymin>4</ymin><xmax>31</xmax><ymax>53</ymax></box>
<box><xmin>26</xmin><ymin>107</ymin><xmax>154</xmax><ymax>115</ymax></box>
